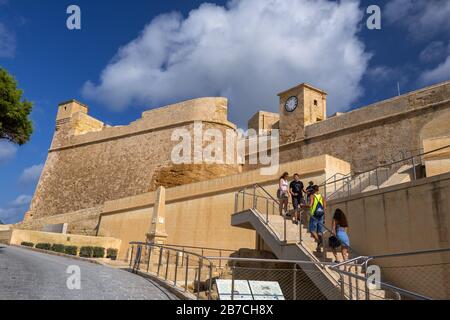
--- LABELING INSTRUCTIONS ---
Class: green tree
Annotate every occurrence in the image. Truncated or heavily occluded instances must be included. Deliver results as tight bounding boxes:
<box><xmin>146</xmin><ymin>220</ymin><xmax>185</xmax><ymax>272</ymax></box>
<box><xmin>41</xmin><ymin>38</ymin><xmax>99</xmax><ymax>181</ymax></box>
<box><xmin>0</xmin><ymin>67</ymin><xmax>33</xmax><ymax>145</ymax></box>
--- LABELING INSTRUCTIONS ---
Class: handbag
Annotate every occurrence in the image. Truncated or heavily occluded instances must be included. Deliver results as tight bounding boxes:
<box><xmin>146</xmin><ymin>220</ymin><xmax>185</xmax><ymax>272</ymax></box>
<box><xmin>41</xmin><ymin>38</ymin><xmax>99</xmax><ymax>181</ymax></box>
<box><xmin>329</xmin><ymin>235</ymin><xmax>341</xmax><ymax>248</ymax></box>
<box><xmin>277</xmin><ymin>189</ymin><xmax>288</xmax><ymax>199</ymax></box>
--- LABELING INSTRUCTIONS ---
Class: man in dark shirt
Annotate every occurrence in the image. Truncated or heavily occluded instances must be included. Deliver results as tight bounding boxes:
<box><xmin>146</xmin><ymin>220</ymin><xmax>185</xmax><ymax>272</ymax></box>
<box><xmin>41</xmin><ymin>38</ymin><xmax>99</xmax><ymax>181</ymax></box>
<box><xmin>290</xmin><ymin>174</ymin><xmax>305</xmax><ymax>224</ymax></box>
<box><xmin>306</xmin><ymin>181</ymin><xmax>315</xmax><ymax>202</ymax></box>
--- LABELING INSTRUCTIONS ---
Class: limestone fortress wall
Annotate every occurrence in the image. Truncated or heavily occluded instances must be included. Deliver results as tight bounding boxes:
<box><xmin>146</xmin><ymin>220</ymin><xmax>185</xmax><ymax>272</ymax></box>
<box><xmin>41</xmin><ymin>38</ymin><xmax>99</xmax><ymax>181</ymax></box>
<box><xmin>277</xmin><ymin>80</ymin><xmax>450</xmax><ymax>173</ymax></box>
<box><xmin>25</xmin><ymin>98</ymin><xmax>240</xmax><ymax>221</ymax></box>
<box><xmin>17</xmin><ymin>80</ymin><xmax>450</xmax><ymax>258</ymax></box>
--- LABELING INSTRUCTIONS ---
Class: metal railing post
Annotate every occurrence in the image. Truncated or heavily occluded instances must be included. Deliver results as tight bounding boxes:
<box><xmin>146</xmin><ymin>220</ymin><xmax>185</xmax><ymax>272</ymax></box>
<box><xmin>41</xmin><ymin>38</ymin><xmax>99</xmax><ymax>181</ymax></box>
<box><xmin>375</xmin><ymin>168</ymin><xmax>380</xmax><ymax>189</ymax></box>
<box><xmin>208</xmin><ymin>264</ymin><xmax>213</xmax><ymax>301</ymax></box>
<box><xmin>184</xmin><ymin>254</ymin><xmax>189</xmax><ymax>292</ymax></box>
<box><xmin>412</xmin><ymin>157</ymin><xmax>417</xmax><ymax>180</ymax></box>
<box><xmin>322</xmin><ymin>234</ymin><xmax>328</xmax><ymax>263</ymax></box>
<box><xmin>174</xmin><ymin>251</ymin><xmax>179</xmax><ymax>286</ymax></box>
<box><xmin>165</xmin><ymin>250</ymin><xmax>170</xmax><ymax>280</ymax></box>
<box><xmin>157</xmin><ymin>247</ymin><xmax>163</xmax><ymax>276</ymax></box>
<box><xmin>181</xmin><ymin>248</ymin><xmax>185</xmax><ymax>267</ymax></box>
<box><xmin>364</xmin><ymin>260</ymin><xmax>370</xmax><ymax>300</ymax></box>
<box><xmin>349</xmin><ymin>272</ymin><xmax>354</xmax><ymax>300</ymax></box>
<box><xmin>146</xmin><ymin>245</ymin><xmax>152</xmax><ymax>273</ymax></box>
<box><xmin>299</xmin><ymin>211</ymin><xmax>302</xmax><ymax>243</ymax></box>
<box><xmin>266</xmin><ymin>198</ymin><xmax>269</xmax><ymax>224</ymax></box>
<box><xmin>284</xmin><ymin>215</ymin><xmax>287</xmax><ymax>243</ymax></box>
<box><xmin>339</xmin><ymin>273</ymin><xmax>345</xmax><ymax>300</ymax></box>
<box><xmin>347</xmin><ymin>177</ymin><xmax>351</xmax><ymax>196</ymax></box>
<box><xmin>234</xmin><ymin>193</ymin><xmax>238</xmax><ymax>213</ymax></box>
<box><xmin>129</xmin><ymin>244</ymin><xmax>134</xmax><ymax>269</ymax></box>
<box><xmin>293</xmin><ymin>264</ymin><xmax>297</xmax><ymax>300</ymax></box>
<box><xmin>197</xmin><ymin>258</ymin><xmax>203</xmax><ymax>300</ymax></box>
<box><xmin>219</xmin><ymin>250</ymin><xmax>222</xmax><ymax>269</ymax></box>
<box><xmin>231</xmin><ymin>266</ymin><xmax>235</xmax><ymax>301</ymax></box>
<box><xmin>253</xmin><ymin>185</ymin><xmax>257</xmax><ymax>209</ymax></box>
<box><xmin>354</xmin><ymin>265</ymin><xmax>360</xmax><ymax>300</ymax></box>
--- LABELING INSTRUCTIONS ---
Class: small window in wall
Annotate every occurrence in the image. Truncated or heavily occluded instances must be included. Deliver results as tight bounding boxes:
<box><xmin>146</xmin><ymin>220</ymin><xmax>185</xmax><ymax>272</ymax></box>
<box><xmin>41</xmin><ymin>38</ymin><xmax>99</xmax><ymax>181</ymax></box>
<box><xmin>314</xmin><ymin>100</ymin><xmax>318</xmax><ymax>106</ymax></box>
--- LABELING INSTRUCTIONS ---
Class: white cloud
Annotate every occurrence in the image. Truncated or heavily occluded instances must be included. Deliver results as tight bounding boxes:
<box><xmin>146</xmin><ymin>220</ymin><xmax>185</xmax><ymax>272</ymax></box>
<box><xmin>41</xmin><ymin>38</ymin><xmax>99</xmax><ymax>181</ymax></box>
<box><xmin>83</xmin><ymin>0</ymin><xmax>370</xmax><ymax>124</ymax></box>
<box><xmin>419</xmin><ymin>41</ymin><xmax>449</xmax><ymax>64</ymax></box>
<box><xmin>0</xmin><ymin>141</ymin><xmax>17</xmax><ymax>163</ymax></box>
<box><xmin>385</xmin><ymin>0</ymin><xmax>450</xmax><ymax>41</ymax></box>
<box><xmin>420</xmin><ymin>56</ymin><xmax>450</xmax><ymax>85</ymax></box>
<box><xmin>0</xmin><ymin>194</ymin><xmax>31</xmax><ymax>224</ymax></box>
<box><xmin>19</xmin><ymin>164</ymin><xmax>44</xmax><ymax>185</ymax></box>
<box><xmin>11</xmin><ymin>194</ymin><xmax>32</xmax><ymax>206</ymax></box>
<box><xmin>385</xmin><ymin>1</ymin><xmax>450</xmax><ymax>86</ymax></box>
<box><xmin>0</xmin><ymin>23</ymin><xmax>15</xmax><ymax>58</ymax></box>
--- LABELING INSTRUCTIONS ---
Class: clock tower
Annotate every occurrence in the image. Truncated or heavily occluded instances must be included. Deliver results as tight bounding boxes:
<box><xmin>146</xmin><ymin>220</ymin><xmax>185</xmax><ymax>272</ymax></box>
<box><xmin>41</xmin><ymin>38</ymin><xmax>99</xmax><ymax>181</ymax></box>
<box><xmin>278</xmin><ymin>83</ymin><xmax>327</xmax><ymax>144</ymax></box>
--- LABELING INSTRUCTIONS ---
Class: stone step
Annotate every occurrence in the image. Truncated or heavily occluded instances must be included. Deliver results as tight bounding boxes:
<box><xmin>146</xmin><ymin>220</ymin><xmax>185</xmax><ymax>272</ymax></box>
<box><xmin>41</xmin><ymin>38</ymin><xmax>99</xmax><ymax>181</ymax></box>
<box><xmin>253</xmin><ymin>210</ymin><xmax>389</xmax><ymax>300</ymax></box>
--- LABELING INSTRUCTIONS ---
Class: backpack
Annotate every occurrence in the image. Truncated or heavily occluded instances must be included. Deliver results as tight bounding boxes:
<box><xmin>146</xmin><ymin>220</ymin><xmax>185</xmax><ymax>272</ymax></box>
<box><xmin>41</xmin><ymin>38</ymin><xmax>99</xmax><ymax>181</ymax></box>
<box><xmin>313</xmin><ymin>195</ymin><xmax>325</xmax><ymax>218</ymax></box>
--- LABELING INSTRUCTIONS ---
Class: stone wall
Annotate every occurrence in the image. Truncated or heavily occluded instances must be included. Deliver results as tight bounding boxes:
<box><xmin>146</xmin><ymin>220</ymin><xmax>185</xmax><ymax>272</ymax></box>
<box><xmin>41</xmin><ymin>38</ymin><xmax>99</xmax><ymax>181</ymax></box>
<box><xmin>327</xmin><ymin>172</ymin><xmax>450</xmax><ymax>299</ymax></box>
<box><xmin>278</xmin><ymin>80</ymin><xmax>450</xmax><ymax>173</ymax></box>
<box><xmin>26</xmin><ymin>98</ymin><xmax>240</xmax><ymax>221</ymax></box>
<box><xmin>19</xmin><ymin>206</ymin><xmax>103</xmax><ymax>236</ymax></box>
<box><xmin>97</xmin><ymin>155</ymin><xmax>349</xmax><ymax>259</ymax></box>
<box><xmin>8</xmin><ymin>229</ymin><xmax>122</xmax><ymax>254</ymax></box>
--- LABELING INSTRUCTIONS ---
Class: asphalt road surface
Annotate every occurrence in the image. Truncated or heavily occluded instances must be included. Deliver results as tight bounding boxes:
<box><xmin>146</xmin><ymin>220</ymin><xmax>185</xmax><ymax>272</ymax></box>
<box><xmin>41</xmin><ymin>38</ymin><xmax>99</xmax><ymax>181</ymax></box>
<box><xmin>0</xmin><ymin>245</ymin><xmax>177</xmax><ymax>300</ymax></box>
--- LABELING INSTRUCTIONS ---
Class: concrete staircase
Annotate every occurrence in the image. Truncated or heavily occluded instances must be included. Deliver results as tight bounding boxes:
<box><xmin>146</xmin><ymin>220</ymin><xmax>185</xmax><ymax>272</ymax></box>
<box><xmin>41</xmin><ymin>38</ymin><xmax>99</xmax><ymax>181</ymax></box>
<box><xmin>327</xmin><ymin>163</ymin><xmax>421</xmax><ymax>201</ymax></box>
<box><xmin>232</xmin><ymin>208</ymin><xmax>387</xmax><ymax>300</ymax></box>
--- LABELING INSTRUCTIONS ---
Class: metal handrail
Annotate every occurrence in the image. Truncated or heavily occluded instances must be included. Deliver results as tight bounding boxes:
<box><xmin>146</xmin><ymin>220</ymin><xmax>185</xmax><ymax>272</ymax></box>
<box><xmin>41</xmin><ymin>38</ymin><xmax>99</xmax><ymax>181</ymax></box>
<box><xmin>254</xmin><ymin>183</ymin><xmax>281</xmax><ymax>204</ymax></box>
<box><xmin>321</xmin><ymin>144</ymin><xmax>450</xmax><ymax>188</ymax></box>
<box><xmin>237</xmin><ymin>184</ymin><xmax>359</xmax><ymax>252</ymax></box>
<box><xmin>205</xmin><ymin>256</ymin><xmax>340</xmax><ymax>267</ymax></box>
<box><xmin>322</xmin><ymin>172</ymin><xmax>351</xmax><ymax>185</ymax></box>
<box><xmin>368</xmin><ymin>247</ymin><xmax>450</xmax><ymax>260</ymax></box>
<box><xmin>206</xmin><ymin>254</ymin><xmax>433</xmax><ymax>300</ymax></box>
<box><xmin>129</xmin><ymin>242</ymin><xmax>214</xmax><ymax>264</ymax></box>
<box><xmin>162</xmin><ymin>243</ymin><xmax>236</xmax><ymax>254</ymax></box>
<box><xmin>332</xmin><ymin>267</ymin><xmax>431</xmax><ymax>300</ymax></box>
<box><xmin>129</xmin><ymin>242</ymin><xmax>442</xmax><ymax>300</ymax></box>
<box><xmin>332</xmin><ymin>247</ymin><xmax>450</xmax><ymax>270</ymax></box>
<box><xmin>129</xmin><ymin>242</ymin><xmax>216</xmax><ymax>300</ymax></box>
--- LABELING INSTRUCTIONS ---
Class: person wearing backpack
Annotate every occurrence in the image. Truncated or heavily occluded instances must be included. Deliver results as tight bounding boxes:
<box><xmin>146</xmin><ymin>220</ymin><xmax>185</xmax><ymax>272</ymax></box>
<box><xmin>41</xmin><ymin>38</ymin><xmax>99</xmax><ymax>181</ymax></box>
<box><xmin>303</xmin><ymin>185</ymin><xmax>326</xmax><ymax>252</ymax></box>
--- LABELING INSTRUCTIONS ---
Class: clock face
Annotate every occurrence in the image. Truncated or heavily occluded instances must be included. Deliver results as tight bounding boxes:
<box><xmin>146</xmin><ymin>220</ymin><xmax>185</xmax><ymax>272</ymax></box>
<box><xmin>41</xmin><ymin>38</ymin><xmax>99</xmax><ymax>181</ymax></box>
<box><xmin>285</xmin><ymin>96</ymin><xmax>298</xmax><ymax>113</ymax></box>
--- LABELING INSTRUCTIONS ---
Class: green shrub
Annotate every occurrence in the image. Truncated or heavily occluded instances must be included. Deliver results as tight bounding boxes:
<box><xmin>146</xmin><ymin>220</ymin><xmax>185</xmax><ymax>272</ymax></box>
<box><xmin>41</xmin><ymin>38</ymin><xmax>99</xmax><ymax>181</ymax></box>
<box><xmin>21</xmin><ymin>242</ymin><xmax>34</xmax><ymax>247</ymax></box>
<box><xmin>79</xmin><ymin>246</ymin><xmax>94</xmax><ymax>258</ymax></box>
<box><xmin>64</xmin><ymin>246</ymin><xmax>78</xmax><ymax>256</ymax></box>
<box><xmin>106</xmin><ymin>248</ymin><xmax>118</xmax><ymax>260</ymax></box>
<box><xmin>92</xmin><ymin>247</ymin><xmax>105</xmax><ymax>258</ymax></box>
<box><xmin>35</xmin><ymin>243</ymin><xmax>51</xmax><ymax>250</ymax></box>
<box><xmin>51</xmin><ymin>244</ymin><xmax>65</xmax><ymax>253</ymax></box>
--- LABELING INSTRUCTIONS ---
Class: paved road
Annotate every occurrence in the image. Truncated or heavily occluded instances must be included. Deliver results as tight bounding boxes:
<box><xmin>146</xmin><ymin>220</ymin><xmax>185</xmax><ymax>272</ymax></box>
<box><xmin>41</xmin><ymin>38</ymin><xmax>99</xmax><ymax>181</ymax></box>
<box><xmin>0</xmin><ymin>245</ymin><xmax>177</xmax><ymax>300</ymax></box>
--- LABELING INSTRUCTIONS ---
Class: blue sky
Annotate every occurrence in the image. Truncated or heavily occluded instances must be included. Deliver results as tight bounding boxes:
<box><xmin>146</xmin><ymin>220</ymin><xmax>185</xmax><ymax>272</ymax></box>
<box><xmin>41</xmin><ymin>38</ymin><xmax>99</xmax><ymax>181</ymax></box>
<box><xmin>0</xmin><ymin>0</ymin><xmax>449</xmax><ymax>224</ymax></box>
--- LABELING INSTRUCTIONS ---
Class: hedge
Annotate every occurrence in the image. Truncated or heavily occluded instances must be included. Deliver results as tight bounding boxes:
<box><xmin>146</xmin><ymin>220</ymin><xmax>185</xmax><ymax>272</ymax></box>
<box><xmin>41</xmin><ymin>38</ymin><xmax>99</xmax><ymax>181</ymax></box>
<box><xmin>106</xmin><ymin>248</ymin><xmax>118</xmax><ymax>260</ymax></box>
<box><xmin>92</xmin><ymin>247</ymin><xmax>105</xmax><ymax>258</ymax></box>
<box><xmin>51</xmin><ymin>244</ymin><xmax>65</xmax><ymax>253</ymax></box>
<box><xmin>21</xmin><ymin>242</ymin><xmax>34</xmax><ymax>247</ymax></box>
<box><xmin>64</xmin><ymin>246</ymin><xmax>78</xmax><ymax>256</ymax></box>
<box><xmin>79</xmin><ymin>246</ymin><xmax>94</xmax><ymax>258</ymax></box>
<box><xmin>35</xmin><ymin>243</ymin><xmax>52</xmax><ymax>250</ymax></box>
